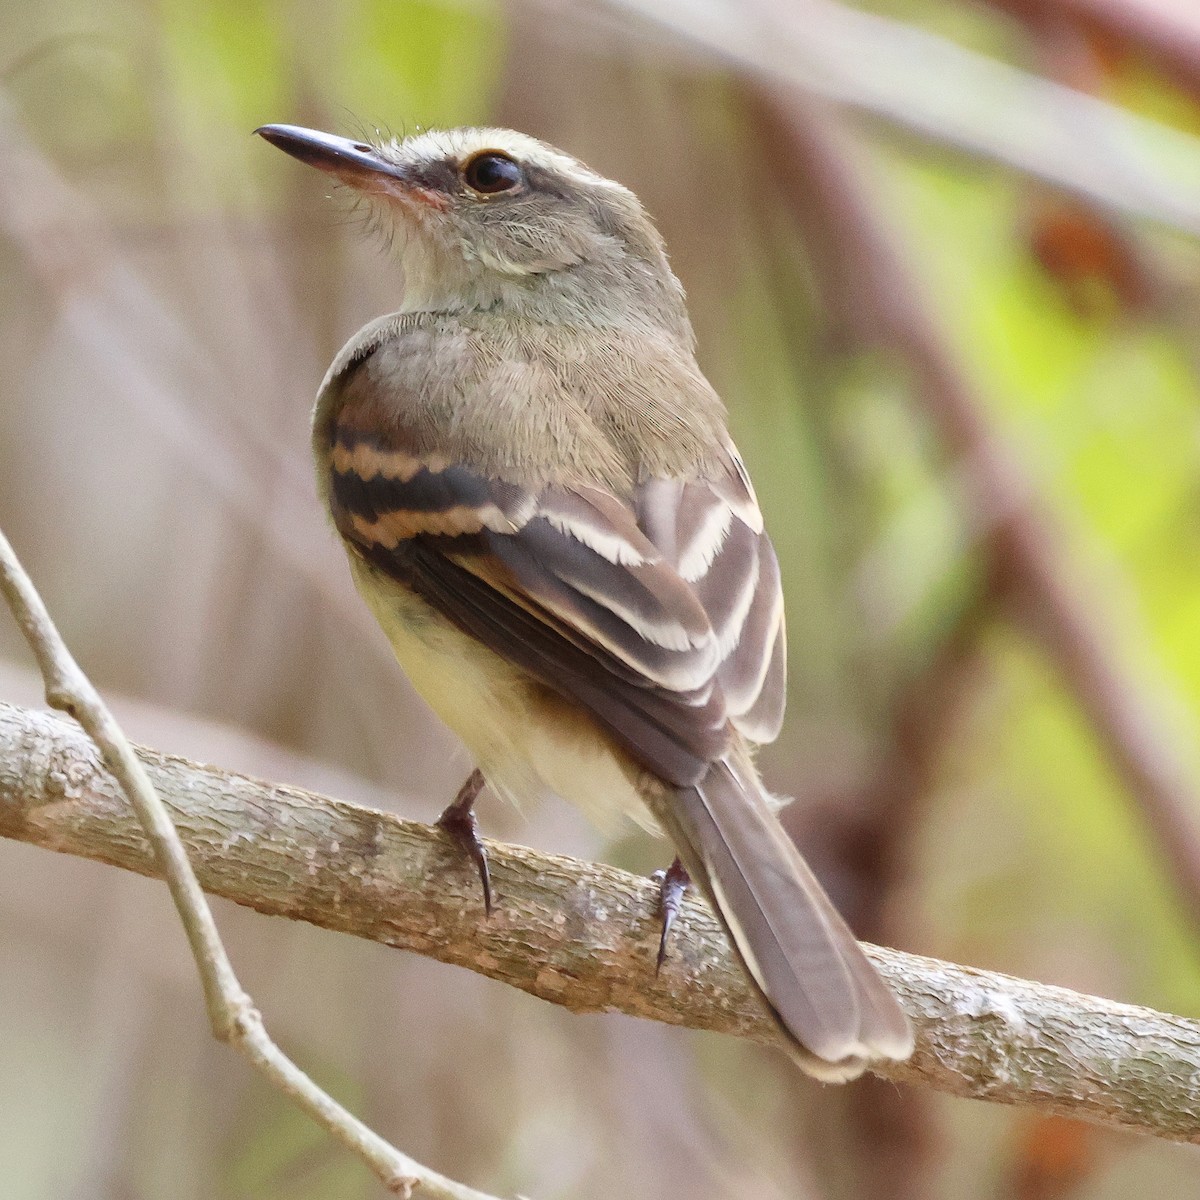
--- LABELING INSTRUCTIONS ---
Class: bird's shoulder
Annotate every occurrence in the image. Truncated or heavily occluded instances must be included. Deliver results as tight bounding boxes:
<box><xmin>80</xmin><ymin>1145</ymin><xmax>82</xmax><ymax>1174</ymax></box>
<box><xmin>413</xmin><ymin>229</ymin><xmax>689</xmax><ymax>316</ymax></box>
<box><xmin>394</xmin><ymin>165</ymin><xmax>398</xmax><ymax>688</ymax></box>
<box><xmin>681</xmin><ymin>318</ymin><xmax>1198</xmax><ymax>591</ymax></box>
<box><xmin>313</xmin><ymin>310</ymin><xmax>731</xmax><ymax>491</ymax></box>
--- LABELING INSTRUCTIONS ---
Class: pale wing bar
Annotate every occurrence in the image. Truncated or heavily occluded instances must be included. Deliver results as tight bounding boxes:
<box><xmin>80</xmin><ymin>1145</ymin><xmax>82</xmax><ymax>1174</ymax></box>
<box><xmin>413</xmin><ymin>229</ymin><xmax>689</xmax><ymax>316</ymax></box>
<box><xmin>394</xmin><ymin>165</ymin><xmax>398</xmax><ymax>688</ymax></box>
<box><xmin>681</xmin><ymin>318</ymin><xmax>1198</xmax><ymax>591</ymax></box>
<box><xmin>635</xmin><ymin>462</ymin><xmax>786</xmax><ymax>745</ymax></box>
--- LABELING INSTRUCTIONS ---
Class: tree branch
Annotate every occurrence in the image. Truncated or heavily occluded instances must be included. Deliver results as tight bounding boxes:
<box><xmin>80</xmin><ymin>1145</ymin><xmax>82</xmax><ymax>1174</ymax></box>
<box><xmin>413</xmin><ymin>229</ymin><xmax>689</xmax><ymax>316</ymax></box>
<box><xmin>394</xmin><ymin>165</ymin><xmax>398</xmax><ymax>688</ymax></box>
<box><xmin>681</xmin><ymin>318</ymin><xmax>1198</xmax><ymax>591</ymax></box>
<box><xmin>584</xmin><ymin>0</ymin><xmax>1200</xmax><ymax>235</ymax></box>
<box><xmin>2</xmin><ymin>697</ymin><xmax>1199</xmax><ymax>1141</ymax></box>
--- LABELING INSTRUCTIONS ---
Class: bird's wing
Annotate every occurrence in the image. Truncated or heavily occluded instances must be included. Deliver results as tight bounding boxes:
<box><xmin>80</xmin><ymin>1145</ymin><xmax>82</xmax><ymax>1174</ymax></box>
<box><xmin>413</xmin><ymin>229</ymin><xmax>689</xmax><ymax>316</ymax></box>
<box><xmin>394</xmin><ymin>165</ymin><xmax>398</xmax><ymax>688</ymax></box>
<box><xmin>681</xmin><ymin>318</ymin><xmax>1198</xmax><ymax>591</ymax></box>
<box><xmin>329</xmin><ymin>426</ymin><xmax>733</xmax><ymax>786</ymax></box>
<box><xmin>635</xmin><ymin>453</ymin><xmax>785</xmax><ymax>745</ymax></box>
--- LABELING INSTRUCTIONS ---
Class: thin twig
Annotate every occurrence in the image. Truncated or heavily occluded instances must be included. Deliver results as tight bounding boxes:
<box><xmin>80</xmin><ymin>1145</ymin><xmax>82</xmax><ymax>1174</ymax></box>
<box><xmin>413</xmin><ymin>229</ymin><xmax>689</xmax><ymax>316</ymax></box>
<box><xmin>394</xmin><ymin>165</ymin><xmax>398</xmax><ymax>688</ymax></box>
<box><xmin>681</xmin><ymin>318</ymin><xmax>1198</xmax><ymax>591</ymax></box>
<box><xmin>2</xmin><ymin>698</ymin><xmax>1200</xmax><ymax>1142</ymax></box>
<box><xmin>0</xmin><ymin>530</ymin><xmax>502</xmax><ymax>1200</ymax></box>
<box><xmin>828</xmin><ymin>591</ymin><xmax>994</xmax><ymax>1200</ymax></box>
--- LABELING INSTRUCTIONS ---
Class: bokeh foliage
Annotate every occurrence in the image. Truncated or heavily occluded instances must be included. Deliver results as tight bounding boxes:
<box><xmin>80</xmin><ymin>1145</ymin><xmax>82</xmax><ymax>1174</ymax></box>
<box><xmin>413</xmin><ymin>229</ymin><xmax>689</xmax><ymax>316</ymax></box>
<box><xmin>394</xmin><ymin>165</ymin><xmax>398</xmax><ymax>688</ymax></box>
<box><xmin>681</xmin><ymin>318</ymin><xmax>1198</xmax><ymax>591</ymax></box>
<box><xmin>4</xmin><ymin>0</ymin><xmax>1200</xmax><ymax>1196</ymax></box>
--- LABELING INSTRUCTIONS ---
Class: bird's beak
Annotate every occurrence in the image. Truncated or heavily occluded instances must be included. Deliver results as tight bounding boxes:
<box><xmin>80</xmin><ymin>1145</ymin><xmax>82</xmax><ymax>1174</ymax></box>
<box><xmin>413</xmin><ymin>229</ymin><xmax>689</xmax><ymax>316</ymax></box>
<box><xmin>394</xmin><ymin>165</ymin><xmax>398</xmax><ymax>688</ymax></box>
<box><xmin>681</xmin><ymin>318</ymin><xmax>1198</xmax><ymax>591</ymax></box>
<box><xmin>255</xmin><ymin>124</ymin><xmax>446</xmax><ymax>209</ymax></box>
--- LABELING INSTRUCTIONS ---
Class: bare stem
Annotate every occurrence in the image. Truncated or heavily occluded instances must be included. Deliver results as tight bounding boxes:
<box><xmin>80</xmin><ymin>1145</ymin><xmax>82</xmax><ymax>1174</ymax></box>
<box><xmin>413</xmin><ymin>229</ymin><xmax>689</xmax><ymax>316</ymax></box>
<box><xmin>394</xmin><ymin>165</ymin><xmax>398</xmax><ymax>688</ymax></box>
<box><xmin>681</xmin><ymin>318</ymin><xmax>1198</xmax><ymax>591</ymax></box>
<box><xmin>0</xmin><ymin>528</ymin><xmax>502</xmax><ymax>1200</ymax></box>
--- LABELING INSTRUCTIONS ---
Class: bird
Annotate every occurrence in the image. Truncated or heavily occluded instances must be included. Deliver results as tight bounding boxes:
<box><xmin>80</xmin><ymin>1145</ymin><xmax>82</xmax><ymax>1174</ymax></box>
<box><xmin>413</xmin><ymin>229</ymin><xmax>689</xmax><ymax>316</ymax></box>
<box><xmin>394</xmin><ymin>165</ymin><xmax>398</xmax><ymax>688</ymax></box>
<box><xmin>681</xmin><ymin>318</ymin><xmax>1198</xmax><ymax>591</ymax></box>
<box><xmin>255</xmin><ymin>121</ymin><xmax>914</xmax><ymax>1081</ymax></box>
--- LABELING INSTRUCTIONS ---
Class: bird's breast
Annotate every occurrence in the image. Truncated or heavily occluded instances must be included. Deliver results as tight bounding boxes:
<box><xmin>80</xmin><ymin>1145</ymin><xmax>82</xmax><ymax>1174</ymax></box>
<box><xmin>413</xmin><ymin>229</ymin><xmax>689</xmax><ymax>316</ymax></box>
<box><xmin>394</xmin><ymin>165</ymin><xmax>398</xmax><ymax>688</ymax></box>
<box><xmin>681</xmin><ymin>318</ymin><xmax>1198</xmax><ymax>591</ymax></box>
<box><xmin>347</xmin><ymin>554</ymin><xmax>659</xmax><ymax>834</ymax></box>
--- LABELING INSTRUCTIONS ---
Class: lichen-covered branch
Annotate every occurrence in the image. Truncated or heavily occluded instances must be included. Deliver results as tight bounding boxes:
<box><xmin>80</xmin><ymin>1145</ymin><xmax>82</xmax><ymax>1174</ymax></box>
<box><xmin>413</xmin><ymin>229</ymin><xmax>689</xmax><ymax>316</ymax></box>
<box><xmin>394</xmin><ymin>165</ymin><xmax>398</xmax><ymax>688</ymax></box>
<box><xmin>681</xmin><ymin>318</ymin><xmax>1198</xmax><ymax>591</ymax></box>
<box><xmin>2</xmin><ymin>698</ymin><xmax>1198</xmax><ymax>1141</ymax></box>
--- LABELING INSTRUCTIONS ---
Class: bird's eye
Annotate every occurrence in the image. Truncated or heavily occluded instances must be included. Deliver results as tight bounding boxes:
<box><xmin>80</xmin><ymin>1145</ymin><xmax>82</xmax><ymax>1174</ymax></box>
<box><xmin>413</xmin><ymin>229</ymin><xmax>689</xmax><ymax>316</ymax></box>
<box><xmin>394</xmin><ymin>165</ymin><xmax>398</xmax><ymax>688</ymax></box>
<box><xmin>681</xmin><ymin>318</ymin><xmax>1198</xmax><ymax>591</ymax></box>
<box><xmin>462</xmin><ymin>151</ymin><xmax>524</xmax><ymax>195</ymax></box>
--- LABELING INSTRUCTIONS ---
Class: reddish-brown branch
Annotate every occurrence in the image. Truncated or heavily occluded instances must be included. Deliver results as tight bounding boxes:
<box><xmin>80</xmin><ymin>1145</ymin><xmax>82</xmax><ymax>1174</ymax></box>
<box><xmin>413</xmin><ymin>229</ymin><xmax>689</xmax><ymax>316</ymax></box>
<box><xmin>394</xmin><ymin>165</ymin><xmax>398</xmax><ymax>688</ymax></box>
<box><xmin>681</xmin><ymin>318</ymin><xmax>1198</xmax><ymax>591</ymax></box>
<box><xmin>989</xmin><ymin>0</ymin><xmax>1200</xmax><ymax>101</ymax></box>
<box><xmin>747</xmin><ymin>84</ymin><xmax>1200</xmax><ymax>1198</ymax></box>
<box><xmin>746</xmin><ymin>85</ymin><xmax>1200</xmax><ymax>940</ymax></box>
<box><xmin>784</xmin><ymin>584</ymin><xmax>994</xmax><ymax>1200</ymax></box>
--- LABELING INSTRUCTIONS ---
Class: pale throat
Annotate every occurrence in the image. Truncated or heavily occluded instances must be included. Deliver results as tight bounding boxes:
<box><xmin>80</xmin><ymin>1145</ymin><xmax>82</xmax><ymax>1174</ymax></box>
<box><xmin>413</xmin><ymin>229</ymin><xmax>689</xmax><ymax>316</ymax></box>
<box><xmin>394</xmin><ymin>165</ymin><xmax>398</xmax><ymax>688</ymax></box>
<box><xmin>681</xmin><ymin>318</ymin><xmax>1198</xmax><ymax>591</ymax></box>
<box><xmin>382</xmin><ymin>213</ymin><xmax>675</xmax><ymax>331</ymax></box>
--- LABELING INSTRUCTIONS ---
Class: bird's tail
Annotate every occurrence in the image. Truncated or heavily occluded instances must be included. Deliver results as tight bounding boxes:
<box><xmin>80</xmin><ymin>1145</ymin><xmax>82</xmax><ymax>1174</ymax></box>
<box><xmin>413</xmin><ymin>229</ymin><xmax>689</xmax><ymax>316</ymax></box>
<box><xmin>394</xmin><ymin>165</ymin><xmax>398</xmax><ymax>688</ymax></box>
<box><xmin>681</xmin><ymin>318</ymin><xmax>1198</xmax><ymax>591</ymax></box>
<box><xmin>652</xmin><ymin>757</ymin><xmax>913</xmax><ymax>1081</ymax></box>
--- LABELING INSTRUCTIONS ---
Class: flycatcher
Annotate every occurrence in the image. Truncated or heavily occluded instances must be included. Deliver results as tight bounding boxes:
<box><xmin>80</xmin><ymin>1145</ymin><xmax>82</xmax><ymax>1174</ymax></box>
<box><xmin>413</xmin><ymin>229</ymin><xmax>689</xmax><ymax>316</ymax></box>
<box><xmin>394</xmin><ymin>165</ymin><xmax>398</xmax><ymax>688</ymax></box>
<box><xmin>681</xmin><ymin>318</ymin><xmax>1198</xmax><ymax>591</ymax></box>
<box><xmin>257</xmin><ymin>122</ymin><xmax>914</xmax><ymax>1081</ymax></box>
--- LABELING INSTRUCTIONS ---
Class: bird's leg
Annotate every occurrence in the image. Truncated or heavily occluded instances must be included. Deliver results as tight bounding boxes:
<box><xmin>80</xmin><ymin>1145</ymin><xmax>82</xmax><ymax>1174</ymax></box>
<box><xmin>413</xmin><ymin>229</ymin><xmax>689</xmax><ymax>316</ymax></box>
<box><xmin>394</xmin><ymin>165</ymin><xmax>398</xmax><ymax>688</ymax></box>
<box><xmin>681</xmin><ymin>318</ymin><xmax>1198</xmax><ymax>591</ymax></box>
<box><xmin>436</xmin><ymin>767</ymin><xmax>492</xmax><ymax>916</ymax></box>
<box><xmin>650</xmin><ymin>856</ymin><xmax>691</xmax><ymax>971</ymax></box>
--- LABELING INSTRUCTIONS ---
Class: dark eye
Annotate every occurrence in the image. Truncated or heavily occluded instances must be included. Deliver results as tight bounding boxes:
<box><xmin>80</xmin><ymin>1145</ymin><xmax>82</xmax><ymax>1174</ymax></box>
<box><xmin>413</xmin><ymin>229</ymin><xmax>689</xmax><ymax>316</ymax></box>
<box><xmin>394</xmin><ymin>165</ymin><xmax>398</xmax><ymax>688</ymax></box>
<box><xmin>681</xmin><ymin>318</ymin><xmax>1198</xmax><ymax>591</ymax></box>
<box><xmin>462</xmin><ymin>151</ymin><xmax>524</xmax><ymax>195</ymax></box>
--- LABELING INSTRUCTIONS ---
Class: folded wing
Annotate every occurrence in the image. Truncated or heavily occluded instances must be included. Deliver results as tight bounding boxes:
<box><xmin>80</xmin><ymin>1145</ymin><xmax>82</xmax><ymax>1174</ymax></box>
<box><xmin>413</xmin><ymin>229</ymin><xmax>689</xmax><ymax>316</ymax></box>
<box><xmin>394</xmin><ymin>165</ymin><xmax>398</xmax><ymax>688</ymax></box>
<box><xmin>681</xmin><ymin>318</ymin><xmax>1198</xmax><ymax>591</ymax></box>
<box><xmin>328</xmin><ymin>429</ymin><xmax>735</xmax><ymax>785</ymax></box>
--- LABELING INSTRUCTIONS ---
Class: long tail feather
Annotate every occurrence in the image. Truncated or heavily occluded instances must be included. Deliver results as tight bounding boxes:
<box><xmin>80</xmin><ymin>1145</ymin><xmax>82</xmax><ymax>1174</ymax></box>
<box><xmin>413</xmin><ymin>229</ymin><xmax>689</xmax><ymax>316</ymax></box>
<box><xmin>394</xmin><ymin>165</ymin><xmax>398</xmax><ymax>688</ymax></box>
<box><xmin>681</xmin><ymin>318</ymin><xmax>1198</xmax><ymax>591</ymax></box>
<box><xmin>648</xmin><ymin>757</ymin><xmax>913</xmax><ymax>1080</ymax></box>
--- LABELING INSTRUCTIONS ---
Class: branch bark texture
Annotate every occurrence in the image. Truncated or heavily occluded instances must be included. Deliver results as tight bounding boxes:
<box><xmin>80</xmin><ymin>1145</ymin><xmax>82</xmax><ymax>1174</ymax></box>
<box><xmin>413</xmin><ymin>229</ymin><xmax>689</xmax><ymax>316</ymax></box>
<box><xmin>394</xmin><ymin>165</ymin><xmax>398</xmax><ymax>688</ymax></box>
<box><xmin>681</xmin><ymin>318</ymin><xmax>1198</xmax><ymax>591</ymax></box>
<box><xmin>2</xmin><ymin>699</ymin><xmax>1198</xmax><ymax>1142</ymax></box>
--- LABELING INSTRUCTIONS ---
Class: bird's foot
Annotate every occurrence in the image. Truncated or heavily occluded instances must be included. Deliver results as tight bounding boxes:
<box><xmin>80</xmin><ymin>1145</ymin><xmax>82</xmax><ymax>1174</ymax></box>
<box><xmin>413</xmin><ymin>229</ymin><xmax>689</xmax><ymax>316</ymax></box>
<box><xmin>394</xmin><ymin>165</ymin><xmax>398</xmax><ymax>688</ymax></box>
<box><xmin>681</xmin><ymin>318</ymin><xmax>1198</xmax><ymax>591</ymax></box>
<box><xmin>436</xmin><ymin>768</ymin><xmax>492</xmax><ymax>916</ymax></box>
<box><xmin>650</xmin><ymin>857</ymin><xmax>691</xmax><ymax>971</ymax></box>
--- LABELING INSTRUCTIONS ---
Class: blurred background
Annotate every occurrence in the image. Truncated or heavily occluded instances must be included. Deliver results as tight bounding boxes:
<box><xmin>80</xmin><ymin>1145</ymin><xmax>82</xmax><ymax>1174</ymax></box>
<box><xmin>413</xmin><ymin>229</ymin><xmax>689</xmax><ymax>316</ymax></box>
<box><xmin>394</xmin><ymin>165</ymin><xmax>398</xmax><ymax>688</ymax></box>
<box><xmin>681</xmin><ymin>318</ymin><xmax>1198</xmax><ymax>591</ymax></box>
<box><xmin>4</xmin><ymin>0</ymin><xmax>1200</xmax><ymax>1196</ymax></box>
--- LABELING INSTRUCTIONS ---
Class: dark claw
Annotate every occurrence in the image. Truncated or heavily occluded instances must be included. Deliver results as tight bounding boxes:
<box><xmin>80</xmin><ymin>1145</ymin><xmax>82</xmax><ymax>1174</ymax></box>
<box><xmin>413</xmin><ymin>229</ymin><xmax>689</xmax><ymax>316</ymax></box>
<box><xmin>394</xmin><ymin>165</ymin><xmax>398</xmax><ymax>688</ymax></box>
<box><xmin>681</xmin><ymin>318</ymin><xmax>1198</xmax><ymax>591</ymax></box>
<box><xmin>436</xmin><ymin>769</ymin><xmax>492</xmax><ymax>916</ymax></box>
<box><xmin>651</xmin><ymin>857</ymin><xmax>691</xmax><ymax>972</ymax></box>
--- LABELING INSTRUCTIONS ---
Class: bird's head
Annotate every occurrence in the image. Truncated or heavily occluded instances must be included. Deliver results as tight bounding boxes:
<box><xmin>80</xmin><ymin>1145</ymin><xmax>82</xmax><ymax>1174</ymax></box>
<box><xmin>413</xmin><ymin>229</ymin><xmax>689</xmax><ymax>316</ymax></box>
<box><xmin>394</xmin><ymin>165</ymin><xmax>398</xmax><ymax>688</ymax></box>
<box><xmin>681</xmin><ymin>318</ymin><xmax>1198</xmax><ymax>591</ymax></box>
<box><xmin>255</xmin><ymin>123</ymin><xmax>690</xmax><ymax>337</ymax></box>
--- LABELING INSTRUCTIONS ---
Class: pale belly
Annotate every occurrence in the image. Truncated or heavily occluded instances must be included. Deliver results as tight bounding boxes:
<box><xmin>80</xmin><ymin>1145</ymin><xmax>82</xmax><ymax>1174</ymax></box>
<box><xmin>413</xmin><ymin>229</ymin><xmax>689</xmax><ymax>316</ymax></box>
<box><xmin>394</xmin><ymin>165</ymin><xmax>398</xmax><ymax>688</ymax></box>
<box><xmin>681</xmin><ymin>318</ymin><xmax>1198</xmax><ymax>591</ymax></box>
<box><xmin>351</xmin><ymin>556</ymin><xmax>661</xmax><ymax>835</ymax></box>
